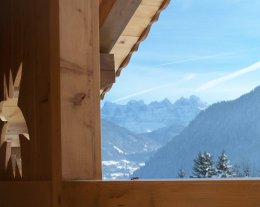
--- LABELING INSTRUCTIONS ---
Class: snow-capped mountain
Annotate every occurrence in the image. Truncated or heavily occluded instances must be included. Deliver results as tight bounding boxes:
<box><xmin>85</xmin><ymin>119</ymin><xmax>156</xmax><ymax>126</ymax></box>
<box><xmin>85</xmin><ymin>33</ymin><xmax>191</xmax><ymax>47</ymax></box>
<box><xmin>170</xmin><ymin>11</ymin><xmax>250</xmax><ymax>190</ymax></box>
<box><xmin>101</xmin><ymin>96</ymin><xmax>207</xmax><ymax>179</ymax></box>
<box><xmin>102</xmin><ymin>96</ymin><xmax>207</xmax><ymax>133</ymax></box>
<box><xmin>134</xmin><ymin>86</ymin><xmax>260</xmax><ymax>179</ymax></box>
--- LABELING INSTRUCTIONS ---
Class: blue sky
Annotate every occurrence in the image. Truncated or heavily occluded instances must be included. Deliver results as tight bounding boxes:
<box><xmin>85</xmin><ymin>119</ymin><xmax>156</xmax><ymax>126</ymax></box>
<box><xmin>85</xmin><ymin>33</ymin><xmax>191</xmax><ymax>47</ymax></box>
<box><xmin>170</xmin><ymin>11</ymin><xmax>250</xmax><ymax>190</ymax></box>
<box><xmin>103</xmin><ymin>0</ymin><xmax>260</xmax><ymax>104</ymax></box>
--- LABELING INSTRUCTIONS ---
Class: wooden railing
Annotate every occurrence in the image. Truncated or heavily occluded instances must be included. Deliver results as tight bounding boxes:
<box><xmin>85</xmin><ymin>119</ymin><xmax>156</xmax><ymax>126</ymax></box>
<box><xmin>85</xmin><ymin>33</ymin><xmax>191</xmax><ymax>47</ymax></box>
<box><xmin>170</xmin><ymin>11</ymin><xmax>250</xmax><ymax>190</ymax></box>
<box><xmin>1</xmin><ymin>180</ymin><xmax>260</xmax><ymax>207</ymax></box>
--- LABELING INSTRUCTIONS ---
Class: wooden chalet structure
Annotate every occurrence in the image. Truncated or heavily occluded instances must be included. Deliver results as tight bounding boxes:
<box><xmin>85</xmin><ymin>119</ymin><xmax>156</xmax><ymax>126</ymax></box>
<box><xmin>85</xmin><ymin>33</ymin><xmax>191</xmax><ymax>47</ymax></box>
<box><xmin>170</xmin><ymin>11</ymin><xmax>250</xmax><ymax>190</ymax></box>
<box><xmin>0</xmin><ymin>0</ymin><xmax>260</xmax><ymax>206</ymax></box>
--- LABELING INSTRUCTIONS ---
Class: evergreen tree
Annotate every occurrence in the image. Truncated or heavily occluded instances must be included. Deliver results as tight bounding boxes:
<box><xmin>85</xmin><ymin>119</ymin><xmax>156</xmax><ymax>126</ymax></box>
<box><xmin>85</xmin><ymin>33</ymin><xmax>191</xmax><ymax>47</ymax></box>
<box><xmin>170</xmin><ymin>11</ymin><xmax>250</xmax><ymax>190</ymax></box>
<box><xmin>216</xmin><ymin>151</ymin><xmax>233</xmax><ymax>178</ymax></box>
<box><xmin>192</xmin><ymin>152</ymin><xmax>216</xmax><ymax>178</ymax></box>
<box><xmin>177</xmin><ymin>168</ymin><xmax>185</xmax><ymax>178</ymax></box>
<box><xmin>242</xmin><ymin>162</ymin><xmax>250</xmax><ymax>177</ymax></box>
<box><xmin>232</xmin><ymin>164</ymin><xmax>242</xmax><ymax>178</ymax></box>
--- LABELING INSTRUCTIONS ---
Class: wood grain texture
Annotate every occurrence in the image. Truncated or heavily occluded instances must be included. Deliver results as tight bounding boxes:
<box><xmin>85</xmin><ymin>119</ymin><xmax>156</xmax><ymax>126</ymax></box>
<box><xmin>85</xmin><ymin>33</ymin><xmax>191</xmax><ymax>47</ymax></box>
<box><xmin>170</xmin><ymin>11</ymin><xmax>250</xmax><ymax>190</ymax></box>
<box><xmin>0</xmin><ymin>0</ymin><xmax>61</xmax><ymax>204</ymax></box>
<box><xmin>141</xmin><ymin>0</ymin><xmax>166</xmax><ymax>7</ymax></box>
<box><xmin>18</xmin><ymin>0</ymin><xmax>52</xmax><ymax>180</ymax></box>
<box><xmin>0</xmin><ymin>0</ymin><xmax>24</xmax><ymax>179</ymax></box>
<box><xmin>0</xmin><ymin>141</ymin><xmax>11</xmax><ymax>178</ymax></box>
<box><xmin>0</xmin><ymin>181</ymin><xmax>51</xmax><ymax>207</ymax></box>
<box><xmin>100</xmin><ymin>0</ymin><xmax>142</xmax><ymax>53</ymax></box>
<box><xmin>60</xmin><ymin>0</ymin><xmax>101</xmax><ymax>180</ymax></box>
<box><xmin>0</xmin><ymin>0</ymin><xmax>23</xmax><ymax>101</ymax></box>
<box><xmin>116</xmin><ymin>0</ymin><xmax>170</xmax><ymax>75</ymax></box>
<box><xmin>63</xmin><ymin>180</ymin><xmax>260</xmax><ymax>207</ymax></box>
<box><xmin>100</xmin><ymin>0</ymin><xmax>170</xmax><ymax>99</ymax></box>
<box><xmin>100</xmin><ymin>53</ymin><xmax>115</xmax><ymax>90</ymax></box>
<box><xmin>49</xmin><ymin>0</ymin><xmax>62</xmax><ymax>206</ymax></box>
<box><xmin>99</xmin><ymin>0</ymin><xmax>117</xmax><ymax>28</ymax></box>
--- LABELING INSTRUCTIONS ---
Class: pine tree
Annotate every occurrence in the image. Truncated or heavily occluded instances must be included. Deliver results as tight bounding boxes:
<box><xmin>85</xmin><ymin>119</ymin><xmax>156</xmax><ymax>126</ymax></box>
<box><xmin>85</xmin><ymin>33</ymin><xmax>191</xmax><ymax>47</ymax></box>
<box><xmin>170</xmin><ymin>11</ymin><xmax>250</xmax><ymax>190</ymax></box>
<box><xmin>216</xmin><ymin>151</ymin><xmax>233</xmax><ymax>178</ymax></box>
<box><xmin>177</xmin><ymin>168</ymin><xmax>185</xmax><ymax>178</ymax></box>
<box><xmin>242</xmin><ymin>162</ymin><xmax>250</xmax><ymax>177</ymax></box>
<box><xmin>233</xmin><ymin>164</ymin><xmax>242</xmax><ymax>178</ymax></box>
<box><xmin>192</xmin><ymin>152</ymin><xmax>216</xmax><ymax>178</ymax></box>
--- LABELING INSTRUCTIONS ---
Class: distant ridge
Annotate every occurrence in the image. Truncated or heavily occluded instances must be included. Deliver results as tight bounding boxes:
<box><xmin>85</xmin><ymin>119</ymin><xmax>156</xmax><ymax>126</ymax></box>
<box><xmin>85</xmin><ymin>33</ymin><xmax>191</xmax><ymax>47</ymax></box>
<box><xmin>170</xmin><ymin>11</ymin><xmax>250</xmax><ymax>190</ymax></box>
<box><xmin>102</xmin><ymin>119</ymin><xmax>160</xmax><ymax>179</ymax></box>
<box><xmin>102</xmin><ymin>96</ymin><xmax>207</xmax><ymax>133</ymax></box>
<box><xmin>102</xmin><ymin>119</ymin><xmax>160</xmax><ymax>162</ymax></box>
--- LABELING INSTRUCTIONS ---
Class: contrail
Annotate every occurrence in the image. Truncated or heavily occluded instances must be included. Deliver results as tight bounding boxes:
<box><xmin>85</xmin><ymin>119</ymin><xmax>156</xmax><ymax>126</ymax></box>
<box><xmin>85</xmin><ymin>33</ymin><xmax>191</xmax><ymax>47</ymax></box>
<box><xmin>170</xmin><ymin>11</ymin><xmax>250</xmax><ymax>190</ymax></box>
<box><xmin>196</xmin><ymin>61</ymin><xmax>260</xmax><ymax>92</ymax></box>
<box><xmin>113</xmin><ymin>74</ymin><xmax>196</xmax><ymax>103</ymax></box>
<box><xmin>155</xmin><ymin>54</ymin><xmax>224</xmax><ymax>67</ymax></box>
<box><xmin>113</xmin><ymin>86</ymin><xmax>167</xmax><ymax>103</ymax></box>
<box><xmin>154</xmin><ymin>47</ymin><xmax>260</xmax><ymax>68</ymax></box>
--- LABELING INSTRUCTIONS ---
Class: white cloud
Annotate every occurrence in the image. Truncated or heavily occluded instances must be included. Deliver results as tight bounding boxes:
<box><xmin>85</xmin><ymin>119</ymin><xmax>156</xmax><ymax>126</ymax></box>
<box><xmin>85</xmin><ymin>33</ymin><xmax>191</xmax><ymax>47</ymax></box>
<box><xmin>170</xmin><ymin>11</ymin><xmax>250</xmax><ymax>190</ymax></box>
<box><xmin>196</xmin><ymin>61</ymin><xmax>260</xmax><ymax>92</ymax></box>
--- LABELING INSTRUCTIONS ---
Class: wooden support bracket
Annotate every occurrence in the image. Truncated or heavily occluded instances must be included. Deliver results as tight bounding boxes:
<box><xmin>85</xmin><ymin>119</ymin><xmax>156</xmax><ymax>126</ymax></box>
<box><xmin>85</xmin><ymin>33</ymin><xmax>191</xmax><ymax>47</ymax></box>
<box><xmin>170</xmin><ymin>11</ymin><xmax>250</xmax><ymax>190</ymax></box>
<box><xmin>100</xmin><ymin>53</ymin><xmax>116</xmax><ymax>90</ymax></box>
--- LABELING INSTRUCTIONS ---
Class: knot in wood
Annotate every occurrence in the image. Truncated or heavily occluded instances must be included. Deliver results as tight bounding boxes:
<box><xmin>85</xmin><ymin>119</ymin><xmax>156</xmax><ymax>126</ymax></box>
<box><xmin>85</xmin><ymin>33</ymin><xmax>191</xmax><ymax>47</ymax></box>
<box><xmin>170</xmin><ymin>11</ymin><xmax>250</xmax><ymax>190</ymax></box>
<box><xmin>73</xmin><ymin>93</ymin><xmax>86</xmax><ymax>105</ymax></box>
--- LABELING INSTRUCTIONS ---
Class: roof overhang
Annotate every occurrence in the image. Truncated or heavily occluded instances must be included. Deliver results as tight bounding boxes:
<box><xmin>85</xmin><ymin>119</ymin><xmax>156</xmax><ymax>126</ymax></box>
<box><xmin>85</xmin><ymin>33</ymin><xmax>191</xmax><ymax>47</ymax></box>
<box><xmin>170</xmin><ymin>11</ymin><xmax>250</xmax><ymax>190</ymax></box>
<box><xmin>99</xmin><ymin>0</ymin><xmax>170</xmax><ymax>98</ymax></box>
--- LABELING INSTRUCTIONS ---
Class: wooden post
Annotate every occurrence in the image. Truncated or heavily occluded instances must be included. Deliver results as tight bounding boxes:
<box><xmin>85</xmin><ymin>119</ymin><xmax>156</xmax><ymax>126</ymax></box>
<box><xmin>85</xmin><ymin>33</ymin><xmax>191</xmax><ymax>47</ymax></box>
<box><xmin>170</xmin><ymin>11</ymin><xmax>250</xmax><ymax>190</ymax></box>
<box><xmin>1</xmin><ymin>0</ymin><xmax>101</xmax><ymax>204</ymax></box>
<box><xmin>60</xmin><ymin>0</ymin><xmax>102</xmax><ymax>180</ymax></box>
<box><xmin>19</xmin><ymin>0</ymin><xmax>62</xmax><ymax>206</ymax></box>
<box><xmin>0</xmin><ymin>0</ymin><xmax>62</xmax><ymax>206</ymax></box>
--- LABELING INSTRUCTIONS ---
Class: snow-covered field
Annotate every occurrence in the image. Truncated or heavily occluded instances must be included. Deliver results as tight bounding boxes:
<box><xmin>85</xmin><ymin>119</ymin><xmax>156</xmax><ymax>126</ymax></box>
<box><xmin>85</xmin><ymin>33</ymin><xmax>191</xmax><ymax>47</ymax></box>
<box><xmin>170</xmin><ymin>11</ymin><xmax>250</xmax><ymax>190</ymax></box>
<box><xmin>102</xmin><ymin>160</ymin><xmax>145</xmax><ymax>180</ymax></box>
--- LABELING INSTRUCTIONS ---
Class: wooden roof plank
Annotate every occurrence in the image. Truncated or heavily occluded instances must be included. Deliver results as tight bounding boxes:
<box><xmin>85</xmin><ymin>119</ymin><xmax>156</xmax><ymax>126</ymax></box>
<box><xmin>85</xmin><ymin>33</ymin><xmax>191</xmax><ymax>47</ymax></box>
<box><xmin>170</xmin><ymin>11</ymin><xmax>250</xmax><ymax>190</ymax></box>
<box><xmin>111</xmin><ymin>36</ymin><xmax>140</xmax><ymax>50</ymax></box>
<box><xmin>141</xmin><ymin>0</ymin><xmax>165</xmax><ymax>7</ymax></box>
<box><xmin>122</xmin><ymin>17</ymin><xmax>152</xmax><ymax>37</ymax></box>
<box><xmin>100</xmin><ymin>0</ymin><xmax>171</xmax><ymax>98</ymax></box>
<box><xmin>134</xmin><ymin>4</ymin><xmax>162</xmax><ymax>19</ymax></box>
<box><xmin>100</xmin><ymin>0</ymin><xmax>142</xmax><ymax>53</ymax></box>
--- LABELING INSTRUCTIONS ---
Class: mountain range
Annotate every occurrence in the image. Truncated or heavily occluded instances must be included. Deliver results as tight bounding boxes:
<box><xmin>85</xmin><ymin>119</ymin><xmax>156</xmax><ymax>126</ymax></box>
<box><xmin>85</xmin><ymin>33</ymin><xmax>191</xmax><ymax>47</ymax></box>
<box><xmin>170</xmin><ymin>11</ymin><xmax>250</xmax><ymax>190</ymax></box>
<box><xmin>134</xmin><ymin>86</ymin><xmax>260</xmax><ymax>179</ymax></box>
<box><xmin>101</xmin><ymin>119</ymin><xmax>159</xmax><ymax>179</ymax></box>
<box><xmin>102</xmin><ymin>96</ymin><xmax>207</xmax><ymax>133</ymax></box>
<box><xmin>101</xmin><ymin>96</ymin><xmax>206</xmax><ymax>179</ymax></box>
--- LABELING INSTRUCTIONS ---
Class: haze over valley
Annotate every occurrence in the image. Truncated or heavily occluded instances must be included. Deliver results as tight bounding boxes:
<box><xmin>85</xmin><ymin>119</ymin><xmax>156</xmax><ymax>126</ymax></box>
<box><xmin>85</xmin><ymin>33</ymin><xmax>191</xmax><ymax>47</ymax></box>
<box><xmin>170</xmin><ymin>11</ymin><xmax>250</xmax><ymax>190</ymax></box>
<box><xmin>102</xmin><ymin>87</ymin><xmax>260</xmax><ymax>179</ymax></box>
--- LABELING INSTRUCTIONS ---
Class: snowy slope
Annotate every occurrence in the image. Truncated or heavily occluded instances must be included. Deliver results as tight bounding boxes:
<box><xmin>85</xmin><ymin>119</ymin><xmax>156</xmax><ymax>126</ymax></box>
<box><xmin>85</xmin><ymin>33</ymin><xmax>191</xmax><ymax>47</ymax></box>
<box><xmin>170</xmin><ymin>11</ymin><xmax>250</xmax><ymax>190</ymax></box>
<box><xmin>134</xmin><ymin>86</ymin><xmax>260</xmax><ymax>179</ymax></box>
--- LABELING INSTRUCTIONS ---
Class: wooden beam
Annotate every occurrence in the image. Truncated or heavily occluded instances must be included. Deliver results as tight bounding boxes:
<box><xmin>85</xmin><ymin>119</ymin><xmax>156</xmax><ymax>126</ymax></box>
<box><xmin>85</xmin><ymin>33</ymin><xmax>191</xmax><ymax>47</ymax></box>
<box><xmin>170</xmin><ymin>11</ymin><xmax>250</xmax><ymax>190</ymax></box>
<box><xmin>100</xmin><ymin>53</ymin><xmax>115</xmax><ymax>90</ymax></box>
<box><xmin>99</xmin><ymin>0</ymin><xmax>117</xmax><ymax>28</ymax></box>
<box><xmin>49</xmin><ymin>0</ymin><xmax>62</xmax><ymax>206</ymax></box>
<box><xmin>0</xmin><ymin>181</ymin><xmax>51</xmax><ymax>207</ymax></box>
<box><xmin>60</xmin><ymin>0</ymin><xmax>101</xmax><ymax>180</ymax></box>
<box><xmin>63</xmin><ymin>180</ymin><xmax>260</xmax><ymax>207</ymax></box>
<box><xmin>100</xmin><ymin>0</ymin><xmax>142</xmax><ymax>53</ymax></box>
